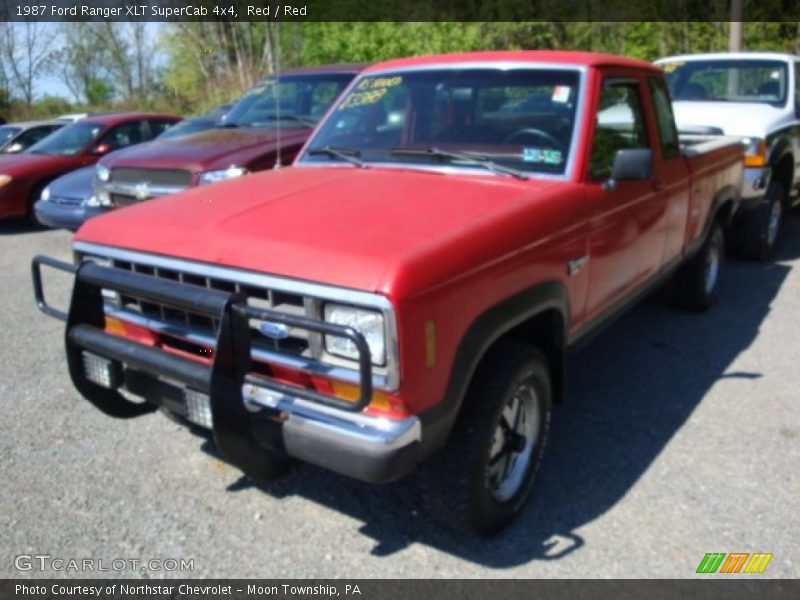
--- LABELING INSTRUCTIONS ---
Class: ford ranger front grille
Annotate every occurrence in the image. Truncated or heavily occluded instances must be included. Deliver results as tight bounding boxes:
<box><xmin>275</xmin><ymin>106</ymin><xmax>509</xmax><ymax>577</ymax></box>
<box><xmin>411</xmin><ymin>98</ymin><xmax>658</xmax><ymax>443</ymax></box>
<box><xmin>109</xmin><ymin>259</ymin><xmax>311</xmax><ymax>357</ymax></box>
<box><xmin>61</xmin><ymin>242</ymin><xmax>399</xmax><ymax>392</ymax></box>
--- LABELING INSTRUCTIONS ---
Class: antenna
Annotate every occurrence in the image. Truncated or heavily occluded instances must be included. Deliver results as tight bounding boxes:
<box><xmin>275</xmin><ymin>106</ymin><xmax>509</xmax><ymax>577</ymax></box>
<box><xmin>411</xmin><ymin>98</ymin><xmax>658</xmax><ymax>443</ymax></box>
<box><xmin>274</xmin><ymin>22</ymin><xmax>282</xmax><ymax>169</ymax></box>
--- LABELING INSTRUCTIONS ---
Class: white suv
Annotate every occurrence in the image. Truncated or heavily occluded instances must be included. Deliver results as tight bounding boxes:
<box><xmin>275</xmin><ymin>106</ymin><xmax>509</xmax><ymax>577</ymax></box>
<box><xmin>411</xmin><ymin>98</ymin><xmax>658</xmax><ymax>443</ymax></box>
<box><xmin>656</xmin><ymin>52</ymin><xmax>800</xmax><ymax>259</ymax></box>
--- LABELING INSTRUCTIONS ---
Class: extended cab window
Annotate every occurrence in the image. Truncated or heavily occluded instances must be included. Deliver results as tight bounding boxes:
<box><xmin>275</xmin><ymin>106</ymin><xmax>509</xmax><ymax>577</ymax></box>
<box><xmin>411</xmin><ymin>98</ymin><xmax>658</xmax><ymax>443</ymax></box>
<box><xmin>589</xmin><ymin>81</ymin><xmax>648</xmax><ymax>180</ymax></box>
<box><xmin>648</xmin><ymin>77</ymin><xmax>680</xmax><ymax>160</ymax></box>
<box><xmin>302</xmin><ymin>68</ymin><xmax>581</xmax><ymax>176</ymax></box>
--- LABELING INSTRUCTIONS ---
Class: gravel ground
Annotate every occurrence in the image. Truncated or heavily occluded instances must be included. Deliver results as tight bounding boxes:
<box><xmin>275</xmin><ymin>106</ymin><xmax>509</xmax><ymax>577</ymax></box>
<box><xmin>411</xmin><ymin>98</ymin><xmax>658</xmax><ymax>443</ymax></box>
<box><xmin>0</xmin><ymin>216</ymin><xmax>798</xmax><ymax>579</ymax></box>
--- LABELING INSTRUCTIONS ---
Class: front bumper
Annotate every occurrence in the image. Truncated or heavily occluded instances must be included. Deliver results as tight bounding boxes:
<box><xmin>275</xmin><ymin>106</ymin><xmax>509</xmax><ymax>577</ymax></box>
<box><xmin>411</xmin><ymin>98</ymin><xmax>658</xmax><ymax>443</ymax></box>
<box><xmin>34</xmin><ymin>200</ymin><xmax>108</xmax><ymax>231</ymax></box>
<box><xmin>32</xmin><ymin>256</ymin><xmax>420</xmax><ymax>484</ymax></box>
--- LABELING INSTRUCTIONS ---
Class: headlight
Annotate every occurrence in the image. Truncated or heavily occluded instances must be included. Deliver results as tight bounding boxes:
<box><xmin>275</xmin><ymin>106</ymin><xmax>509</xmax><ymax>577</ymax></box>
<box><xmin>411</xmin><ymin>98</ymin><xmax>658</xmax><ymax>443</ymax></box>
<box><xmin>85</xmin><ymin>192</ymin><xmax>111</xmax><ymax>207</ymax></box>
<box><xmin>85</xmin><ymin>195</ymin><xmax>101</xmax><ymax>207</ymax></box>
<box><xmin>324</xmin><ymin>304</ymin><xmax>386</xmax><ymax>365</ymax></box>
<box><xmin>198</xmin><ymin>166</ymin><xmax>248</xmax><ymax>185</ymax></box>
<box><xmin>96</xmin><ymin>164</ymin><xmax>110</xmax><ymax>182</ymax></box>
<box><xmin>0</xmin><ymin>174</ymin><xmax>12</xmax><ymax>188</ymax></box>
<box><xmin>40</xmin><ymin>186</ymin><xmax>50</xmax><ymax>201</ymax></box>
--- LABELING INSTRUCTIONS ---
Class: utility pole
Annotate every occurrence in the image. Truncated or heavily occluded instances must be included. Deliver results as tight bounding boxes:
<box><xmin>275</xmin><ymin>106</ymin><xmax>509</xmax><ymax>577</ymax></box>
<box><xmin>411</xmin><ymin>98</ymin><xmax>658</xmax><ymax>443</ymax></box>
<box><xmin>729</xmin><ymin>0</ymin><xmax>743</xmax><ymax>52</ymax></box>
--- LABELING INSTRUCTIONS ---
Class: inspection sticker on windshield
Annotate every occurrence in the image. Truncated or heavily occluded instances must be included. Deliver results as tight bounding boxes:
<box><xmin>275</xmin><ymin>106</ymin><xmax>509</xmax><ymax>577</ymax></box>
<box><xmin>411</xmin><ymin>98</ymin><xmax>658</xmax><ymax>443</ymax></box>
<box><xmin>523</xmin><ymin>148</ymin><xmax>562</xmax><ymax>165</ymax></box>
<box><xmin>552</xmin><ymin>86</ymin><xmax>571</xmax><ymax>103</ymax></box>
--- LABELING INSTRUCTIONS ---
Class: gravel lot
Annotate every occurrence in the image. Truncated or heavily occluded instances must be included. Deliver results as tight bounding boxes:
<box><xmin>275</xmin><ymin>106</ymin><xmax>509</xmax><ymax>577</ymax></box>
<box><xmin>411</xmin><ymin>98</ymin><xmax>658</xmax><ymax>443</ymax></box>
<box><xmin>1</xmin><ymin>216</ymin><xmax>798</xmax><ymax>579</ymax></box>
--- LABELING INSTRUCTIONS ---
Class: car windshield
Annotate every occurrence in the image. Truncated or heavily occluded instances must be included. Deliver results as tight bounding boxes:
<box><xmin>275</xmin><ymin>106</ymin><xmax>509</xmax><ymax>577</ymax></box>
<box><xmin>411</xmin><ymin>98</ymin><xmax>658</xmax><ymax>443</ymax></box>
<box><xmin>157</xmin><ymin>118</ymin><xmax>216</xmax><ymax>139</ymax></box>
<box><xmin>0</xmin><ymin>125</ymin><xmax>20</xmax><ymax>145</ymax></box>
<box><xmin>223</xmin><ymin>73</ymin><xmax>354</xmax><ymax>128</ymax></box>
<box><xmin>26</xmin><ymin>122</ymin><xmax>104</xmax><ymax>156</ymax></box>
<box><xmin>301</xmin><ymin>67</ymin><xmax>581</xmax><ymax>176</ymax></box>
<box><xmin>662</xmin><ymin>59</ymin><xmax>789</xmax><ymax>105</ymax></box>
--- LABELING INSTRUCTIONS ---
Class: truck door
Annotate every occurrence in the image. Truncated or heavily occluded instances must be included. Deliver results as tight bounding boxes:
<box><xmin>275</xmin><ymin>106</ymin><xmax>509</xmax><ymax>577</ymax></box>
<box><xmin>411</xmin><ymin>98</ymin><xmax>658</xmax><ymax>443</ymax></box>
<box><xmin>583</xmin><ymin>75</ymin><xmax>669</xmax><ymax>320</ymax></box>
<box><xmin>647</xmin><ymin>76</ymin><xmax>691</xmax><ymax>265</ymax></box>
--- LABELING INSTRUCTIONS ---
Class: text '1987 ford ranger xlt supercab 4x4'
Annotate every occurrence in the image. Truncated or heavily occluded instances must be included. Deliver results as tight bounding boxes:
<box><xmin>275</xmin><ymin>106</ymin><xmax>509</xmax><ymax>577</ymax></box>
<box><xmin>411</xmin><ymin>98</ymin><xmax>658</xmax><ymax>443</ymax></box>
<box><xmin>33</xmin><ymin>51</ymin><xmax>743</xmax><ymax>533</ymax></box>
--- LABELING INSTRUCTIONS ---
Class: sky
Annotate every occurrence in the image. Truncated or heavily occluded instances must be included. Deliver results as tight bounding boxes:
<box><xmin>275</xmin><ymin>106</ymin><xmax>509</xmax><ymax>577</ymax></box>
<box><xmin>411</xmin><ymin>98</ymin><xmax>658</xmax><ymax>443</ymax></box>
<box><xmin>13</xmin><ymin>22</ymin><xmax>166</xmax><ymax>104</ymax></box>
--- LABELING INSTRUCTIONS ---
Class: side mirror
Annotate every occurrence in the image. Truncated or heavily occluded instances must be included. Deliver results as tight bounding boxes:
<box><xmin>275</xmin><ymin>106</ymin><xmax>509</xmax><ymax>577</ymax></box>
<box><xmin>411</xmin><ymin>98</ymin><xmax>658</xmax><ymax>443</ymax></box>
<box><xmin>5</xmin><ymin>142</ymin><xmax>24</xmax><ymax>153</ymax></box>
<box><xmin>92</xmin><ymin>143</ymin><xmax>111</xmax><ymax>155</ymax></box>
<box><xmin>603</xmin><ymin>148</ymin><xmax>653</xmax><ymax>191</ymax></box>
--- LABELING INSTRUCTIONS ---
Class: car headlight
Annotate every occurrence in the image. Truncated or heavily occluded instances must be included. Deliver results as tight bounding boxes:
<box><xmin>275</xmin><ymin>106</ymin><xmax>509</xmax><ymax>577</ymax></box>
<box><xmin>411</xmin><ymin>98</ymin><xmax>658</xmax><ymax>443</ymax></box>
<box><xmin>85</xmin><ymin>191</ymin><xmax>111</xmax><ymax>207</ymax></box>
<box><xmin>40</xmin><ymin>186</ymin><xmax>50</xmax><ymax>201</ymax></box>
<box><xmin>324</xmin><ymin>304</ymin><xmax>386</xmax><ymax>365</ymax></box>
<box><xmin>0</xmin><ymin>174</ymin><xmax>12</xmax><ymax>188</ymax></box>
<box><xmin>198</xmin><ymin>166</ymin><xmax>248</xmax><ymax>185</ymax></box>
<box><xmin>96</xmin><ymin>164</ymin><xmax>111</xmax><ymax>182</ymax></box>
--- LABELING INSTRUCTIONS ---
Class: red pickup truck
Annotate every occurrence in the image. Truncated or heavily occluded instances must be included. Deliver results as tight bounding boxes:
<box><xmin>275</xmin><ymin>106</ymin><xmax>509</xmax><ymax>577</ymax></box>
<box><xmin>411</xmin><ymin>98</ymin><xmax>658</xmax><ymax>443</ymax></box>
<box><xmin>33</xmin><ymin>51</ymin><xmax>743</xmax><ymax>533</ymax></box>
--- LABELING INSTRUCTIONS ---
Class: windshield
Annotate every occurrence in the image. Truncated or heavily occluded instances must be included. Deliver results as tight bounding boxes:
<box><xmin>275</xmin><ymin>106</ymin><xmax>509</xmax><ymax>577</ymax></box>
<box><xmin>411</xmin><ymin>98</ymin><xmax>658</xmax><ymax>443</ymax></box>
<box><xmin>0</xmin><ymin>126</ymin><xmax>20</xmax><ymax>145</ymax></box>
<box><xmin>662</xmin><ymin>59</ymin><xmax>788</xmax><ymax>105</ymax></box>
<box><xmin>223</xmin><ymin>74</ymin><xmax>354</xmax><ymax>128</ymax></box>
<box><xmin>26</xmin><ymin>121</ymin><xmax>104</xmax><ymax>156</ymax></box>
<box><xmin>302</xmin><ymin>68</ymin><xmax>581</xmax><ymax>176</ymax></box>
<box><xmin>158</xmin><ymin>118</ymin><xmax>216</xmax><ymax>139</ymax></box>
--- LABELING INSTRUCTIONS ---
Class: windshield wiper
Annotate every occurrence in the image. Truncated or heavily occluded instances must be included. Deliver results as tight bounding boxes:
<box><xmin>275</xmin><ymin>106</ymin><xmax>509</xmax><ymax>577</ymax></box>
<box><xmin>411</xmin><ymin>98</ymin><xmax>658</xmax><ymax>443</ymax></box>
<box><xmin>307</xmin><ymin>146</ymin><xmax>369</xmax><ymax>169</ymax></box>
<box><xmin>390</xmin><ymin>147</ymin><xmax>529</xmax><ymax>180</ymax></box>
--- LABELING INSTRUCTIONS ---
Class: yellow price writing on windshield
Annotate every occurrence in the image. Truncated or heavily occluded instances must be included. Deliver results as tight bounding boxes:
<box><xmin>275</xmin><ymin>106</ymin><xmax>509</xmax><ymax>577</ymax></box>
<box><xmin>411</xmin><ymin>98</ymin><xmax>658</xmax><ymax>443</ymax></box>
<box><xmin>338</xmin><ymin>88</ymin><xmax>389</xmax><ymax>110</ymax></box>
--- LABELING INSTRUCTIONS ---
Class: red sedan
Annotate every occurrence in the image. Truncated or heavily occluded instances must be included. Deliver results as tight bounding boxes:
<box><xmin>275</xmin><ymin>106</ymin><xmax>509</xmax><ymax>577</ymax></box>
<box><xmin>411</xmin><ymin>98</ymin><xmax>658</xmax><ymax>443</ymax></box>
<box><xmin>0</xmin><ymin>112</ymin><xmax>181</xmax><ymax>221</ymax></box>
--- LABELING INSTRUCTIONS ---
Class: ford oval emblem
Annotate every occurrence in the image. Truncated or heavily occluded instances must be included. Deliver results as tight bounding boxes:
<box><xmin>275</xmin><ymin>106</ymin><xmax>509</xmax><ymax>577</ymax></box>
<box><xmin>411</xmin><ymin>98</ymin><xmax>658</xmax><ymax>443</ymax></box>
<box><xmin>258</xmin><ymin>321</ymin><xmax>290</xmax><ymax>340</ymax></box>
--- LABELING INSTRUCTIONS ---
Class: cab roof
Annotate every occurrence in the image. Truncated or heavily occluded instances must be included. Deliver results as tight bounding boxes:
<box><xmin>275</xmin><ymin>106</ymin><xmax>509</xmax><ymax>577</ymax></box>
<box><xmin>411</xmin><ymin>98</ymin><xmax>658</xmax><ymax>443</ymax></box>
<box><xmin>364</xmin><ymin>50</ymin><xmax>659</xmax><ymax>74</ymax></box>
<box><xmin>657</xmin><ymin>52</ymin><xmax>799</xmax><ymax>63</ymax></box>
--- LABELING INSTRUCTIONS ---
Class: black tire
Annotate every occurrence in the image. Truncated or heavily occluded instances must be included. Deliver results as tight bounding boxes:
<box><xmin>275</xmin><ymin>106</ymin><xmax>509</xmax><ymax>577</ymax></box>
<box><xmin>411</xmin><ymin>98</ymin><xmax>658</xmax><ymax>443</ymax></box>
<box><xmin>673</xmin><ymin>222</ymin><xmax>724</xmax><ymax>312</ymax></box>
<box><xmin>739</xmin><ymin>181</ymin><xmax>785</xmax><ymax>261</ymax></box>
<box><xmin>420</xmin><ymin>340</ymin><xmax>552</xmax><ymax>534</ymax></box>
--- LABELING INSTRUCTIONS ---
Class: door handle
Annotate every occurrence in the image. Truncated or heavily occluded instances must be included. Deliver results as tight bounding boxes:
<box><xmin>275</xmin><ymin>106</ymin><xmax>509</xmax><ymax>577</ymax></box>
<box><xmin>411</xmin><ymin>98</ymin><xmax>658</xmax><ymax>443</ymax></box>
<box><xmin>652</xmin><ymin>179</ymin><xmax>665</xmax><ymax>192</ymax></box>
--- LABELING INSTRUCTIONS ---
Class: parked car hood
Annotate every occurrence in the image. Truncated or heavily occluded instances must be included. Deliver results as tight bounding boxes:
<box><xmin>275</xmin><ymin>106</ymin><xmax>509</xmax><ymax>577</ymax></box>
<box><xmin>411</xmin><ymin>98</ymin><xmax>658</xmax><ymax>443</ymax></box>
<box><xmin>99</xmin><ymin>126</ymin><xmax>311</xmax><ymax>174</ymax></box>
<box><xmin>75</xmin><ymin>166</ymin><xmax>569</xmax><ymax>298</ymax></box>
<box><xmin>47</xmin><ymin>166</ymin><xmax>95</xmax><ymax>201</ymax></box>
<box><xmin>0</xmin><ymin>152</ymin><xmax>81</xmax><ymax>176</ymax></box>
<box><xmin>672</xmin><ymin>101</ymin><xmax>788</xmax><ymax>138</ymax></box>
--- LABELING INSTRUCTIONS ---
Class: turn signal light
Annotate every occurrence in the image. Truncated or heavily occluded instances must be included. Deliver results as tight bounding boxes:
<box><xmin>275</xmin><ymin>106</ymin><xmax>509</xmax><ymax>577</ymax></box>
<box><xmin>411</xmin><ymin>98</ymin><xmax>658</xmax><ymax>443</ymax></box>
<box><xmin>744</xmin><ymin>139</ymin><xmax>767</xmax><ymax>168</ymax></box>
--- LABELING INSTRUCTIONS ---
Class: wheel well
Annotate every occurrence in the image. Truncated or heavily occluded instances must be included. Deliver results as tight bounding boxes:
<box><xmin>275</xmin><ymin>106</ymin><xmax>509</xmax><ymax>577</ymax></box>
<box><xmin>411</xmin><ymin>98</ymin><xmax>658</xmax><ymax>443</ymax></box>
<box><xmin>772</xmin><ymin>154</ymin><xmax>794</xmax><ymax>198</ymax></box>
<box><xmin>715</xmin><ymin>197</ymin><xmax>734</xmax><ymax>228</ymax></box>
<box><xmin>495</xmin><ymin>308</ymin><xmax>566</xmax><ymax>404</ymax></box>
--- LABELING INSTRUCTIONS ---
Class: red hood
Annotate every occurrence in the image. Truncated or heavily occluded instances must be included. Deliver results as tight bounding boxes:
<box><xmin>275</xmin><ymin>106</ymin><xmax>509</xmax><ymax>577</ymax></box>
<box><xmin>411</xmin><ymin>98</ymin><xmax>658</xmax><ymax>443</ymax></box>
<box><xmin>99</xmin><ymin>127</ymin><xmax>310</xmax><ymax>174</ymax></box>
<box><xmin>0</xmin><ymin>153</ymin><xmax>83</xmax><ymax>176</ymax></box>
<box><xmin>76</xmin><ymin>166</ymin><xmax>570</xmax><ymax>298</ymax></box>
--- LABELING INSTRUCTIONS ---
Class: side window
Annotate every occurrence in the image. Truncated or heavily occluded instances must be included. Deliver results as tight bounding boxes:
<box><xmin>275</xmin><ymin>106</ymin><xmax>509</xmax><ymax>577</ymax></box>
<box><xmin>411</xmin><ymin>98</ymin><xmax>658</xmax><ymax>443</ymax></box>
<box><xmin>147</xmin><ymin>119</ymin><xmax>176</xmax><ymax>138</ymax></box>
<box><xmin>310</xmin><ymin>82</ymin><xmax>345</xmax><ymax>117</ymax></box>
<box><xmin>15</xmin><ymin>126</ymin><xmax>57</xmax><ymax>150</ymax></box>
<box><xmin>99</xmin><ymin>121</ymin><xmax>146</xmax><ymax>151</ymax></box>
<box><xmin>648</xmin><ymin>77</ymin><xmax>680</xmax><ymax>160</ymax></box>
<box><xmin>795</xmin><ymin>63</ymin><xmax>800</xmax><ymax>118</ymax></box>
<box><xmin>589</xmin><ymin>80</ymin><xmax>649</xmax><ymax>180</ymax></box>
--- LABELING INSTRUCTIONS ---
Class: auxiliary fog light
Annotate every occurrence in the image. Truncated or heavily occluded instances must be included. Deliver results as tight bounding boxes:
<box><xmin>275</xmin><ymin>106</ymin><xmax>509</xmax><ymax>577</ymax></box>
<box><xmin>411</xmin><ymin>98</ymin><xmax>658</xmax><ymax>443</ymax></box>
<box><xmin>184</xmin><ymin>388</ymin><xmax>213</xmax><ymax>429</ymax></box>
<box><xmin>81</xmin><ymin>351</ymin><xmax>122</xmax><ymax>389</ymax></box>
